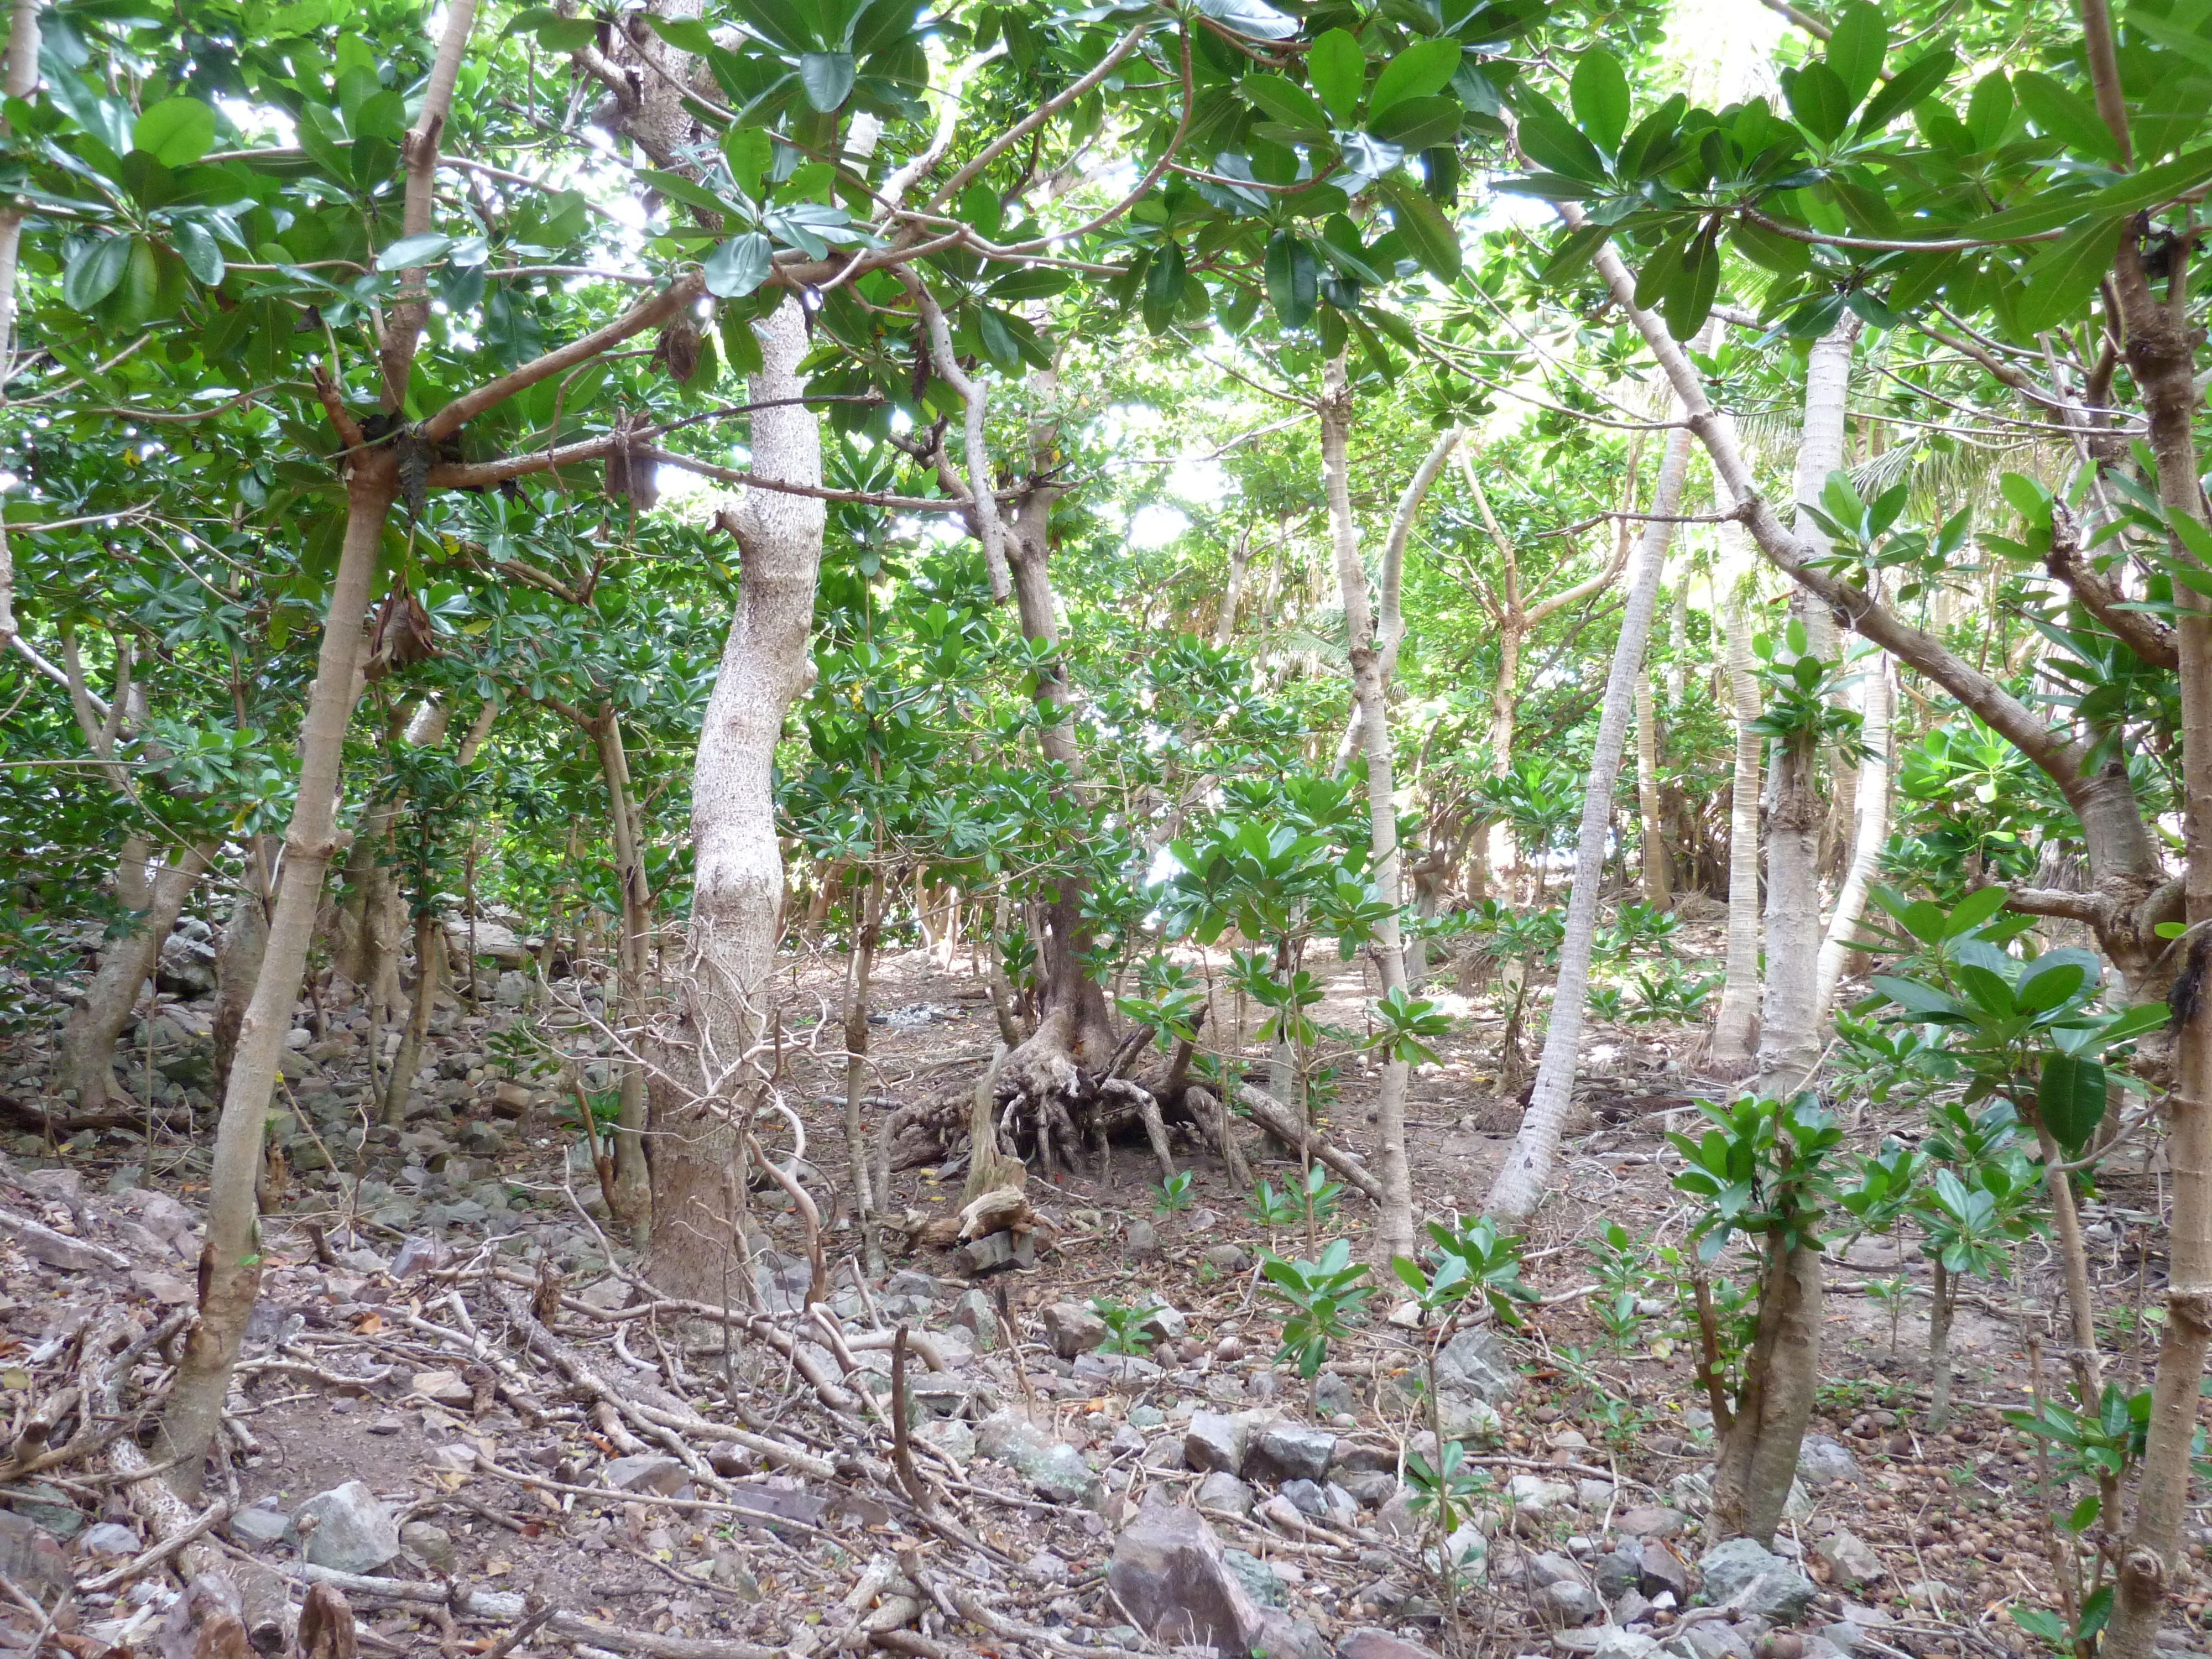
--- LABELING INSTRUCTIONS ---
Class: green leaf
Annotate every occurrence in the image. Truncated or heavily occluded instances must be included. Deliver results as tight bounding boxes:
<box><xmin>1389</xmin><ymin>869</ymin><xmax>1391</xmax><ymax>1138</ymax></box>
<box><xmin>2039</xmin><ymin>1050</ymin><xmax>2108</xmax><ymax>1150</ymax></box>
<box><xmin>169</xmin><ymin>218</ymin><xmax>223</xmax><ymax>285</ymax></box>
<box><xmin>2015</xmin><ymin>959</ymin><xmax>2088</xmax><ymax>1012</ymax></box>
<box><xmin>1665</xmin><ymin>225</ymin><xmax>1719</xmax><ymax>338</ymax></box>
<box><xmin>799</xmin><ymin>51</ymin><xmax>857</xmax><ymax>112</ymax></box>
<box><xmin>641</xmin><ymin>169</ymin><xmax>735</xmax><ymax>219</ymax></box>
<box><xmin>1944</xmin><ymin>885</ymin><xmax>2011</xmax><ymax>937</ymax></box>
<box><xmin>1871</xmin><ymin>974</ymin><xmax>1964</xmax><ymax>1018</ymax></box>
<box><xmin>1516</xmin><ymin>116</ymin><xmax>1608</xmax><ymax>182</ymax></box>
<box><xmin>1307</xmin><ymin>29</ymin><xmax>1365</xmax><ymax>123</ymax></box>
<box><xmin>1243</xmin><ymin>73</ymin><xmax>1332</xmax><ymax>133</ymax></box>
<box><xmin>1380</xmin><ymin>173</ymin><xmax>1461</xmax><ymax>281</ymax></box>
<box><xmin>703</xmin><ymin>232</ymin><xmax>773</xmax><ymax>299</ymax></box>
<box><xmin>1787</xmin><ymin>62</ymin><xmax>1854</xmax><ymax>143</ymax></box>
<box><xmin>644</xmin><ymin>15</ymin><xmax>718</xmax><ymax>54</ymax></box>
<box><xmin>133</xmin><ymin>96</ymin><xmax>216</xmax><ymax>166</ymax></box>
<box><xmin>1569</xmin><ymin>49</ymin><xmax>1631</xmax><ymax>152</ymax></box>
<box><xmin>2013</xmin><ymin>70</ymin><xmax>2122</xmax><ymax>164</ymax></box>
<box><xmin>1965</xmin><ymin>70</ymin><xmax>2013</xmax><ymax>149</ymax></box>
<box><xmin>1370</xmin><ymin>38</ymin><xmax>1463</xmax><ymax>119</ymax></box>
<box><xmin>1824</xmin><ymin>2</ymin><xmax>1887</xmax><ymax>109</ymax></box>
<box><xmin>2017</xmin><ymin>215</ymin><xmax>2125</xmax><ymax>334</ymax></box>
<box><xmin>1858</xmin><ymin>46</ymin><xmax>1955</xmax><ymax>134</ymax></box>
<box><xmin>1370</xmin><ymin>96</ymin><xmax>1464</xmax><ymax>150</ymax></box>
<box><xmin>1265</xmin><ymin>231</ymin><xmax>1318</xmax><ymax>330</ymax></box>
<box><xmin>1142</xmin><ymin>240</ymin><xmax>1186</xmax><ymax>334</ymax></box>
<box><xmin>62</xmin><ymin>234</ymin><xmax>131</xmax><ymax>311</ymax></box>
<box><xmin>376</xmin><ymin>232</ymin><xmax>455</xmax><ymax>272</ymax></box>
<box><xmin>1194</xmin><ymin>0</ymin><xmax>1300</xmax><ymax>40</ymax></box>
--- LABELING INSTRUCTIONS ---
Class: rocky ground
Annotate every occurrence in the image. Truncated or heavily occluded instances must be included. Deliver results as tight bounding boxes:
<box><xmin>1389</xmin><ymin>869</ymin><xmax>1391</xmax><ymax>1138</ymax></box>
<box><xmin>0</xmin><ymin>920</ymin><xmax>2198</xmax><ymax>1659</ymax></box>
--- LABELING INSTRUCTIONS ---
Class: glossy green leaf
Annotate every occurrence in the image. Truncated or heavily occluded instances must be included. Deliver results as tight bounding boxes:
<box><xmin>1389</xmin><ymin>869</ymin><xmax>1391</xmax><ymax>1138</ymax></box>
<box><xmin>2016</xmin><ymin>215</ymin><xmax>2125</xmax><ymax>334</ymax></box>
<box><xmin>1380</xmin><ymin>173</ymin><xmax>1461</xmax><ymax>281</ymax></box>
<box><xmin>1371</xmin><ymin>38</ymin><xmax>1463</xmax><ymax>119</ymax></box>
<box><xmin>1569</xmin><ymin>49</ymin><xmax>1631</xmax><ymax>152</ymax></box>
<box><xmin>1242</xmin><ymin>73</ymin><xmax>1332</xmax><ymax>132</ymax></box>
<box><xmin>798</xmin><ymin>51</ymin><xmax>856</xmax><ymax>112</ymax></box>
<box><xmin>61</xmin><ymin>234</ymin><xmax>131</xmax><ymax>311</ymax></box>
<box><xmin>1194</xmin><ymin>0</ymin><xmax>1300</xmax><ymax>40</ymax></box>
<box><xmin>1858</xmin><ymin>46</ymin><xmax>1955</xmax><ymax>133</ymax></box>
<box><xmin>1307</xmin><ymin>29</ymin><xmax>1366</xmax><ymax>123</ymax></box>
<box><xmin>133</xmin><ymin>96</ymin><xmax>215</xmax><ymax>166</ymax></box>
<box><xmin>169</xmin><ymin>218</ymin><xmax>224</xmax><ymax>285</ymax></box>
<box><xmin>1787</xmin><ymin>62</ymin><xmax>1854</xmax><ymax>142</ymax></box>
<box><xmin>377</xmin><ymin>232</ymin><xmax>455</xmax><ymax>272</ymax></box>
<box><xmin>703</xmin><ymin>232</ymin><xmax>773</xmax><ymax>299</ymax></box>
<box><xmin>2013</xmin><ymin>70</ymin><xmax>2122</xmax><ymax>163</ymax></box>
<box><xmin>2039</xmin><ymin>1050</ymin><xmax>2108</xmax><ymax>1150</ymax></box>
<box><xmin>1824</xmin><ymin>2</ymin><xmax>1887</xmax><ymax>109</ymax></box>
<box><xmin>1369</xmin><ymin>95</ymin><xmax>1464</xmax><ymax>150</ymax></box>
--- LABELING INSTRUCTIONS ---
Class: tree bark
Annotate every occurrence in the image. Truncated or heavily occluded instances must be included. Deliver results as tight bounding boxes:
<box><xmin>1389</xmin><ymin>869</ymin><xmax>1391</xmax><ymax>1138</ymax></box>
<box><xmin>381</xmin><ymin>908</ymin><xmax>439</xmax><ymax>1125</ymax></box>
<box><xmin>1757</xmin><ymin>320</ymin><xmax>1856</xmax><ymax>1099</ymax></box>
<box><xmin>1709</xmin><ymin>1234</ymin><xmax>1823</xmax><ymax>1546</ymax></box>
<box><xmin>1215</xmin><ymin>526</ymin><xmax>1250</xmax><ymax>649</ymax></box>
<box><xmin>1815</xmin><ymin>652</ymin><xmax>1892</xmax><ymax>1016</ymax></box>
<box><xmin>59</xmin><ymin>842</ymin><xmax>213</xmax><ymax>1109</ymax></box>
<box><xmin>1710</xmin><ymin>570</ymin><xmax>1765</xmax><ymax>1072</ymax></box>
<box><xmin>1634</xmin><ymin>661</ymin><xmax>1669</xmax><ymax>907</ymax></box>
<box><xmin>590</xmin><ymin>708</ymin><xmax>653</xmax><ymax>1233</ymax></box>
<box><xmin>1484</xmin><ymin>408</ymin><xmax>1695</xmax><ymax>1226</ymax></box>
<box><xmin>0</xmin><ymin>0</ymin><xmax>39</xmax><ymax>651</ymax></box>
<box><xmin>211</xmin><ymin>839</ymin><xmax>273</xmax><ymax>1094</ymax></box>
<box><xmin>643</xmin><ymin>298</ymin><xmax>823</xmax><ymax>1303</ymax></box>
<box><xmin>843</xmin><ymin>868</ymin><xmax>886</xmax><ymax>1279</ymax></box>
<box><xmin>1319</xmin><ymin>354</ymin><xmax>1418</xmax><ymax>1261</ymax></box>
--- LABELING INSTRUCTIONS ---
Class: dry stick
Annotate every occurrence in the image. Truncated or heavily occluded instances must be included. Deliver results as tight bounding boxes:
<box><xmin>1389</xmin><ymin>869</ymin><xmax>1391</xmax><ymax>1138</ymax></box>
<box><xmin>79</xmin><ymin>1499</ymin><xmax>231</xmax><ymax>1593</ymax></box>
<box><xmin>1231</xmin><ymin>1082</ymin><xmax>1383</xmax><ymax>1200</ymax></box>
<box><xmin>744</xmin><ymin>1130</ymin><xmax>828</xmax><ymax>1306</ymax></box>
<box><xmin>890</xmin><ymin>1325</ymin><xmax>930</xmax><ymax>1512</ymax></box>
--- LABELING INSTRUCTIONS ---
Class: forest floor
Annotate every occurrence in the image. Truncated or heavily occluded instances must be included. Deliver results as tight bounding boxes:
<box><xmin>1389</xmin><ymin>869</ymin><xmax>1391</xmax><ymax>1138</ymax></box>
<box><xmin>0</xmin><ymin>922</ymin><xmax>2198</xmax><ymax>1659</ymax></box>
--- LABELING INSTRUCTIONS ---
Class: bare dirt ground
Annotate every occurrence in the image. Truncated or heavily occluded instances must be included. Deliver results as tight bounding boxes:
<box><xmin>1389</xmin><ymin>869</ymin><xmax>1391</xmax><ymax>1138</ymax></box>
<box><xmin>0</xmin><ymin>922</ymin><xmax>2199</xmax><ymax>1659</ymax></box>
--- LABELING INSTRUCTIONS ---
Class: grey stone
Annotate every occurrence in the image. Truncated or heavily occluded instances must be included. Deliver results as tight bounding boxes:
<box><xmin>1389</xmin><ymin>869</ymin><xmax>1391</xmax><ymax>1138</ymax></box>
<box><xmin>1223</xmin><ymin>1548</ymin><xmax>1291</xmax><ymax>1608</ymax></box>
<box><xmin>1526</xmin><ymin>1552</ymin><xmax>1583</xmax><ymax>1588</ymax></box>
<box><xmin>1338</xmin><ymin>1469</ymin><xmax>1397</xmax><ymax>1507</ymax></box>
<box><xmin>1614</xmin><ymin>1590</ymin><xmax>1655</xmax><ymax>1626</ymax></box>
<box><xmin>1247</xmin><ymin>1423</ymin><xmax>1335</xmax><ymax>1484</ymax></box>
<box><xmin>1023</xmin><ymin>1551</ymin><xmax>1071</xmax><ymax>1584</ymax></box>
<box><xmin>886</xmin><ymin>1269</ymin><xmax>948</xmax><ymax>1300</ymax></box>
<box><xmin>1819</xmin><ymin>1625</ymin><xmax>1865</xmax><ymax>1654</ymax></box>
<box><xmin>951</xmin><ymin>1288</ymin><xmax>1000</xmax><ymax>1348</ymax></box>
<box><xmin>603</xmin><ymin>1454</ymin><xmax>691</xmax><ymax>1495</ymax></box>
<box><xmin>1280</xmin><ymin>1479</ymin><xmax>1335</xmax><ymax>1520</ymax></box>
<box><xmin>1506</xmin><ymin>1473</ymin><xmax>1575</xmax><ymax>1512</ymax></box>
<box><xmin>1699</xmin><ymin>1538</ymin><xmax>1783</xmax><ymax>1604</ymax></box>
<box><xmin>227</xmin><ymin>1506</ymin><xmax>294</xmax><ymax>1548</ymax></box>
<box><xmin>1201</xmin><ymin>1243</ymin><xmax>1253</xmax><ymax>1275</ymax></box>
<box><xmin>1139</xmin><ymin>1305</ymin><xmax>1189</xmax><ymax>1342</ymax></box>
<box><xmin>1432</xmin><ymin>1391</ymin><xmax>1504</xmax><ymax>1441</ymax></box>
<box><xmin>1432</xmin><ymin>1327</ymin><xmax>1519</xmax><ymax>1402</ymax></box>
<box><xmin>1107</xmin><ymin>1499</ymin><xmax>1268</xmax><ymax>1656</ymax></box>
<box><xmin>77</xmin><ymin>1523</ymin><xmax>139</xmax><ymax>1558</ymax></box>
<box><xmin>296</xmin><ymin>1481</ymin><xmax>401</xmax><ymax>1574</ymax></box>
<box><xmin>1195</xmin><ymin>1472</ymin><xmax>1254</xmax><ymax>1517</ymax></box>
<box><xmin>1042</xmin><ymin>1301</ymin><xmax>1107</xmax><ymax>1358</ymax></box>
<box><xmin>1593</xmin><ymin>1629</ymin><xmax>1661</xmax><ymax>1659</ymax></box>
<box><xmin>976</xmin><ymin>1409</ymin><xmax>1101</xmax><ymax>1507</ymax></box>
<box><xmin>1797</xmin><ymin>1436</ymin><xmax>1864</xmax><ymax>1490</ymax></box>
<box><xmin>1638</xmin><ymin>1541</ymin><xmax>1691</xmax><ymax>1603</ymax></box>
<box><xmin>1123</xmin><ymin>1218</ymin><xmax>1159</xmax><ymax>1257</ymax></box>
<box><xmin>1335</xmin><ymin>1631</ymin><xmax>1437</xmax><ymax>1659</ymax></box>
<box><xmin>1578</xmin><ymin>1478</ymin><xmax>1618</xmax><ymax>1509</ymax></box>
<box><xmin>1741</xmin><ymin>1568</ymin><xmax>1818</xmax><ymax>1625</ymax></box>
<box><xmin>915</xmin><ymin>1418</ymin><xmax>975</xmax><ymax>1463</ymax></box>
<box><xmin>1594</xmin><ymin>1550</ymin><xmax>1639</xmax><ymax>1602</ymax></box>
<box><xmin>957</xmin><ymin>1230</ymin><xmax>1035</xmax><ymax>1275</ymax></box>
<box><xmin>1616</xmin><ymin>1506</ymin><xmax>1690</xmax><ymax>1538</ymax></box>
<box><xmin>400</xmin><ymin>1521</ymin><xmax>454</xmax><ymax>1571</ymax></box>
<box><xmin>0</xmin><ymin>1511</ymin><xmax>70</xmax><ymax>1596</ymax></box>
<box><xmin>1184</xmin><ymin>1411</ymin><xmax>1254</xmax><ymax>1474</ymax></box>
<box><xmin>1540</xmin><ymin>1581</ymin><xmax>1605</xmax><ymax>1627</ymax></box>
<box><xmin>1812</xmin><ymin>1528</ymin><xmax>1884</xmax><ymax>1588</ymax></box>
<box><xmin>1666</xmin><ymin>1624</ymin><xmax>1754</xmax><ymax>1659</ymax></box>
<box><xmin>1072</xmin><ymin>1351</ymin><xmax>1162</xmax><ymax>1385</ymax></box>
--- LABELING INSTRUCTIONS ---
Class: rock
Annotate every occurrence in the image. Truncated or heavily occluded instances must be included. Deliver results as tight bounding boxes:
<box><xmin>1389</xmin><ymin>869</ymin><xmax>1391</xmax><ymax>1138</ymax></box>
<box><xmin>1594</xmin><ymin>1550</ymin><xmax>1639</xmax><ymax>1601</ymax></box>
<box><xmin>400</xmin><ymin>1521</ymin><xmax>455</xmax><ymax>1571</ymax></box>
<box><xmin>1433</xmin><ymin>1327</ymin><xmax>1519</xmax><ymax>1402</ymax></box>
<box><xmin>295</xmin><ymin>1481</ymin><xmax>401</xmax><ymax>1574</ymax></box>
<box><xmin>1506</xmin><ymin>1473</ymin><xmax>1575</xmax><ymax>1513</ymax></box>
<box><xmin>1107</xmin><ymin>1500</ymin><xmax>1269</xmax><ymax>1656</ymax></box>
<box><xmin>1900</xmin><ymin>1580</ymin><xmax>1950</xmax><ymax>1611</ymax></box>
<box><xmin>1024</xmin><ymin>1551</ymin><xmax>1071</xmax><ymax>1584</ymax></box>
<box><xmin>915</xmin><ymin>1418</ymin><xmax>975</xmax><ymax>1463</ymax></box>
<box><xmin>1072</xmin><ymin>1352</ymin><xmax>1161</xmax><ymax>1385</ymax></box>
<box><xmin>409</xmin><ymin>1369</ymin><xmax>475</xmax><ymax>1409</ymax></box>
<box><xmin>1526</xmin><ymin>1552</ymin><xmax>1582</xmax><ymax>1588</ymax></box>
<box><xmin>1578</xmin><ymin>1478</ymin><xmax>1617</xmax><ymax>1509</ymax></box>
<box><xmin>1540</xmin><ymin>1581</ymin><xmax>1606</xmax><ymax>1626</ymax></box>
<box><xmin>957</xmin><ymin>1230</ymin><xmax>1035</xmax><ymax>1275</ymax></box>
<box><xmin>1202</xmin><ymin>1243</ymin><xmax>1253</xmax><ymax>1275</ymax></box>
<box><xmin>228</xmin><ymin>1505</ymin><xmax>293</xmax><ymax>1548</ymax></box>
<box><xmin>603</xmin><ymin>1454</ymin><xmax>690</xmax><ymax>1496</ymax></box>
<box><xmin>1223</xmin><ymin>1549</ymin><xmax>1291</xmax><ymax>1608</ymax></box>
<box><xmin>1434</xmin><ymin>1392</ymin><xmax>1503</xmax><ymax>1441</ymax></box>
<box><xmin>1818</xmin><ymin>1626</ymin><xmax>1864</xmax><ymax>1655</ymax></box>
<box><xmin>1594</xmin><ymin>1629</ymin><xmax>1661</xmax><ymax>1659</ymax></box>
<box><xmin>1185</xmin><ymin>1411</ymin><xmax>1254</xmax><ymax>1474</ymax></box>
<box><xmin>977</xmin><ymin>1409</ymin><xmax>1102</xmax><ymax>1507</ymax></box>
<box><xmin>1336</xmin><ymin>1630</ymin><xmax>1438</xmax><ymax>1659</ymax></box>
<box><xmin>1247</xmin><ymin>1423</ymin><xmax>1335</xmax><ymax>1484</ymax></box>
<box><xmin>1616</xmin><ymin>1506</ymin><xmax>1690</xmax><ymax>1538</ymax></box>
<box><xmin>1139</xmin><ymin>1305</ymin><xmax>1189</xmax><ymax>1342</ymax></box>
<box><xmin>1796</xmin><ymin>1436</ymin><xmax>1864</xmax><ymax>1490</ymax></box>
<box><xmin>1639</xmin><ymin>1541</ymin><xmax>1691</xmax><ymax>1602</ymax></box>
<box><xmin>135</xmin><ymin>1191</ymin><xmax>196</xmax><ymax>1244</ymax></box>
<box><xmin>1700</xmin><ymin>1538</ymin><xmax>1783</xmax><ymax>1604</ymax></box>
<box><xmin>77</xmin><ymin>1522</ymin><xmax>139</xmax><ymax>1559</ymax></box>
<box><xmin>951</xmin><ymin>1288</ymin><xmax>1000</xmax><ymax>1348</ymax></box>
<box><xmin>1196</xmin><ymin>1472</ymin><xmax>1255</xmax><ymax>1517</ymax></box>
<box><xmin>1614</xmin><ymin>1590</ymin><xmax>1655</xmax><ymax>1626</ymax></box>
<box><xmin>1042</xmin><ymin>1301</ymin><xmax>1107</xmax><ymax>1359</ymax></box>
<box><xmin>1337</xmin><ymin>1469</ymin><xmax>1397</xmax><ymax>1507</ymax></box>
<box><xmin>1741</xmin><ymin>1568</ymin><xmax>1818</xmax><ymax>1624</ymax></box>
<box><xmin>1123</xmin><ymin>1218</ymin><xmax>1160</xmax><ymax>1258</ymax></box>
<box><xmin>1811</xmin><ymin>1529</ymin><xmax>1884</xmax><ymax>1589</ymax></box>
<box><xmin>1666</xmin><ymin>1624</ymin><xmax>1754</xmax><ymax>1659</ymax></box>
<box><xmin>0</xmin><ymin>1511</ymin><xmax>70</xmax><ymax>1596</ymax></box>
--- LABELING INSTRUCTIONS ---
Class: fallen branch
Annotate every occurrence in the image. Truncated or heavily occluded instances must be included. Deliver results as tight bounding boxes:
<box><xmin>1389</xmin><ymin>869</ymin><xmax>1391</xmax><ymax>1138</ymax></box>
<box><xmin>77</xmin><ymin>1498</ymin><xmax>229</xmax><ymax>1593</ymax></box>
<box><xmin>1231</xmin><ymin>1083</ymin><xmax>1384</xmax><ymax>1201</ymax></box>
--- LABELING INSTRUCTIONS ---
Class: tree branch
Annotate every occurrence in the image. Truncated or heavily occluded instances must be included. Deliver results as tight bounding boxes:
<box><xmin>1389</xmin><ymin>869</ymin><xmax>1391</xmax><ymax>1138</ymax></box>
<box><xmin>899</xmin><ymin>274</ymin><xmax>1010</xmax><ymax>601</ymax></box>
<box><xmin>379</xmin><ymin>0</ymin><xmax>479</xmax><ymax>407</ymax></box>
<box><xmin>2045</xmin><ymin>504</ymin><xmax>2179</xmax><ymax>670</ymax></box>
<box><xmin>924</xmin><ymin>23</ymin><xmax>1152</xmax><ymax>212</ymax></box>
<box><xmin>2004</xmin><ymin>885</ymin><xmax>2114</xmax><ymax>925</ymax></box>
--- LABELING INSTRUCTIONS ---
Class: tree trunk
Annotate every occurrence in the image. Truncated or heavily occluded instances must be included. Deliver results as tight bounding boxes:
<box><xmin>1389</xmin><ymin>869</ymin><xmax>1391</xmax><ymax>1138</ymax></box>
<box><xmin>1484</xmin><ymin>410</ymin><xmax>1694</xmax><ymax>1225</ymax></box>
<box><xmin>1215</xmin><ymin>526</ymin><xmax>1249</xmax><ymax>649</ymax></box>
<box><xmin>211</xmin><ymin>842</ymin><xmax>272</xmax><ymax>1095</ymax></box>
<box><xmin>590</xmin><ymin>709</ymin><xmax>653</xmax><ymax>1233</ymax></box>
<box><xmin>1635</xmin><ymin>661</ymin><xmax>1669</xmax><ymax>907</ymax></box>
<box><xmin>1815</xmin><ymin>653</ymin><xmax>1892</xmax><ymax>1016</ymax></box>
<box><xmin>1709</xmin><ymin>1234</ymin><xmax>1823</xmax><ymax>1546</ymax></box>
<box><xmin>381</xmin><ymin>908</ymin><xmax>439</xmax><ymax>1125</ymax></box>
<box><xmin>155</xmin><ymin>447</ymin><xmax>399</xmax><ymax>1493</ymax></box>
<box><xmin>0</xmin><ymin>0</ymin><xmax>38</xmax><ymax>651</ymax></box>
<box><xmin>1319</xmin><ymin>353</ymin><xmax>1415</xmax><ymax>1261</ymax></box>
<box><xmin>643</xmin><ymin>298</ymin><xmax>823</xmax><ymax>1303</ymax></box>
<box><xmin>1927</xmin><ymin>1259</ymin><xmax>1953</xmax><ymax>1431</ymax></box>
<box><xmin>60</xmin><ymin>842</ymin><xmax>213</xmax><ymax>1109</ymax></box>
<box><xmin>843</xmin><ymin>868</ymin><xmax>886</xmax><ymax>1279</ymax></box>
<box><xmin>1757</xmin><ymin>320</ymin><xmax>1856</xmax><ymax>1098</ymax></box>
<box><xmin>1710</xmin><ymin>575</ymin><xmax>1765</xmax><ymax>1072</ymax></box>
